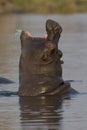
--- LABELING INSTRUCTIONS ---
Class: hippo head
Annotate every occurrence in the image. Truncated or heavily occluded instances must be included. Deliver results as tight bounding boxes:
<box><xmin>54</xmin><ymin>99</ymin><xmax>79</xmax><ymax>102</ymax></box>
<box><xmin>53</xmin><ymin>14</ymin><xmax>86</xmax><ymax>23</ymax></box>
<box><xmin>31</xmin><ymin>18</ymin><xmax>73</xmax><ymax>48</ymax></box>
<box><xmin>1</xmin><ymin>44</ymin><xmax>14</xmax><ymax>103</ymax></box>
<box><xmin>19</xmin><ymin>19</ymin><xmax>70</xmax><ymax>96</ymax></box>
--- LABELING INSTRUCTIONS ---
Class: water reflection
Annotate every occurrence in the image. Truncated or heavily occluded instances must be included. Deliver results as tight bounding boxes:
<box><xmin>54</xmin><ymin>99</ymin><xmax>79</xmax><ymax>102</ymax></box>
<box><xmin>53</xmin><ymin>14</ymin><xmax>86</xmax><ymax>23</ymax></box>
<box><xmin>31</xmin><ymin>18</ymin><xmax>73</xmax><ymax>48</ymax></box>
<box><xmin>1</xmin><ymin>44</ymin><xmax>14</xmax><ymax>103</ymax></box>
<box><xmin>19</xmin><ymin>96</ymin><xmax>63</xmax><ymax>130</ymax></box>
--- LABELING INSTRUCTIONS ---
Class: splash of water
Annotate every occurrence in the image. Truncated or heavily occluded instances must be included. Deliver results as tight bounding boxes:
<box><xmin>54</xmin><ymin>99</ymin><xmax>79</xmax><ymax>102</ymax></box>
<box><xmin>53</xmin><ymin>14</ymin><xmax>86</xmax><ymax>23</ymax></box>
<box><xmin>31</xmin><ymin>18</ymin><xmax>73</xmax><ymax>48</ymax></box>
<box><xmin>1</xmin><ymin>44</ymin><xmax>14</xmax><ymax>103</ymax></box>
<box><xmin>15</xmin><ymin>29</ymin><xmax>23</xmax><ymax>36</ymax></box>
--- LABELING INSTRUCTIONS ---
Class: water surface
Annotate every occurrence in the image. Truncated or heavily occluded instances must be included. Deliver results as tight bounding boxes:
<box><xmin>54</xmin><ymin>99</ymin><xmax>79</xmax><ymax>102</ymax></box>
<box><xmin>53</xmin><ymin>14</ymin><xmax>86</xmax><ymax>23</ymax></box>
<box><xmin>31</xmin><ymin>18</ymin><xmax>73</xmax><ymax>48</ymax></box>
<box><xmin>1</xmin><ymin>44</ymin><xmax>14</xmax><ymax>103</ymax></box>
<box><xmin>0</xmin><ymin>14</ymin><xmax>87</xmax><ymax>130</ymax></box>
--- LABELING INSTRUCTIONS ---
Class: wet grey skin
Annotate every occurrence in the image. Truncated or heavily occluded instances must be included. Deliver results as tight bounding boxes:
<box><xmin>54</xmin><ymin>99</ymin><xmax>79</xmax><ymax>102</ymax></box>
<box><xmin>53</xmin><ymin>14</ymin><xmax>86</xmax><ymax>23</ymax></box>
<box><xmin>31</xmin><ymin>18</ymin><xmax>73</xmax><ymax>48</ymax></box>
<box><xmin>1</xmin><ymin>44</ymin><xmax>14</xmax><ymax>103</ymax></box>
<box><xmin>19</xmin><ymin>19</ymin><xmax>70</xmax><ymax>96</ymax></box>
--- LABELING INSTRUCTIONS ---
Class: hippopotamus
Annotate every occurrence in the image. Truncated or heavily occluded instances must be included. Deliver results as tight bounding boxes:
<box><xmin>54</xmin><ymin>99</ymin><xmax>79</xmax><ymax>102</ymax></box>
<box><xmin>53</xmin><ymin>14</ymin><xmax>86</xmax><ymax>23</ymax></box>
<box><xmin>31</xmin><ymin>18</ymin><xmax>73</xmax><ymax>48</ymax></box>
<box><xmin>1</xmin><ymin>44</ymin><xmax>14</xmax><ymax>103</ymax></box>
<box><xmin>19</xmin><ymin>19</ymin><xmax>70</xmax><ymax>96</ymax></box>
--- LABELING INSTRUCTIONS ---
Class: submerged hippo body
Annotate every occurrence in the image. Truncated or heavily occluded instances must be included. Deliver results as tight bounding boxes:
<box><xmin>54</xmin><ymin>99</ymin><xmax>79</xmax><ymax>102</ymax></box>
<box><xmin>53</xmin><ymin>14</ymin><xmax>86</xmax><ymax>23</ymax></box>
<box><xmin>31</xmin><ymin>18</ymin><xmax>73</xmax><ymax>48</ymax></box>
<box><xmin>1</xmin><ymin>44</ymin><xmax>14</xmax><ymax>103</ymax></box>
<box><xmin>19</xmin><ymin>19</ymin><xmax>70</xmax><ymax>96</ymax></box>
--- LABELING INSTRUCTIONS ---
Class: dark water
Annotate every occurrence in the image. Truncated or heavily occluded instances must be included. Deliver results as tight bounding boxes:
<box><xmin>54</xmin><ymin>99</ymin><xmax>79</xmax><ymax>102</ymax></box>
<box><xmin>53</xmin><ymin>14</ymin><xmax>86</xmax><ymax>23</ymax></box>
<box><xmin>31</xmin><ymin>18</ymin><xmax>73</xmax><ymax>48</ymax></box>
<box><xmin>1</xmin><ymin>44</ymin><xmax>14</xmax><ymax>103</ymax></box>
<box><xmin>0</xmin><ymin>14</ymin><xmax>87</xmax><ymax>130</ymax></box>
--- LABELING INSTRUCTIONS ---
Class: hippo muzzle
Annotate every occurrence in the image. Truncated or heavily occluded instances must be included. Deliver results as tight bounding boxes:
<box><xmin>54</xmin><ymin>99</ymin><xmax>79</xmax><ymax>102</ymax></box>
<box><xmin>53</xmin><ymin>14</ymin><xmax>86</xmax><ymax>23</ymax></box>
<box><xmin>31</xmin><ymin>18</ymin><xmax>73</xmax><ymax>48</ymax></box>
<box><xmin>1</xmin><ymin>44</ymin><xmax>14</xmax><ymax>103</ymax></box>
<box><xmin>19</xmin><ymin>19</ymin><xmax>70</xmax><ymax>96</ymax></box>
